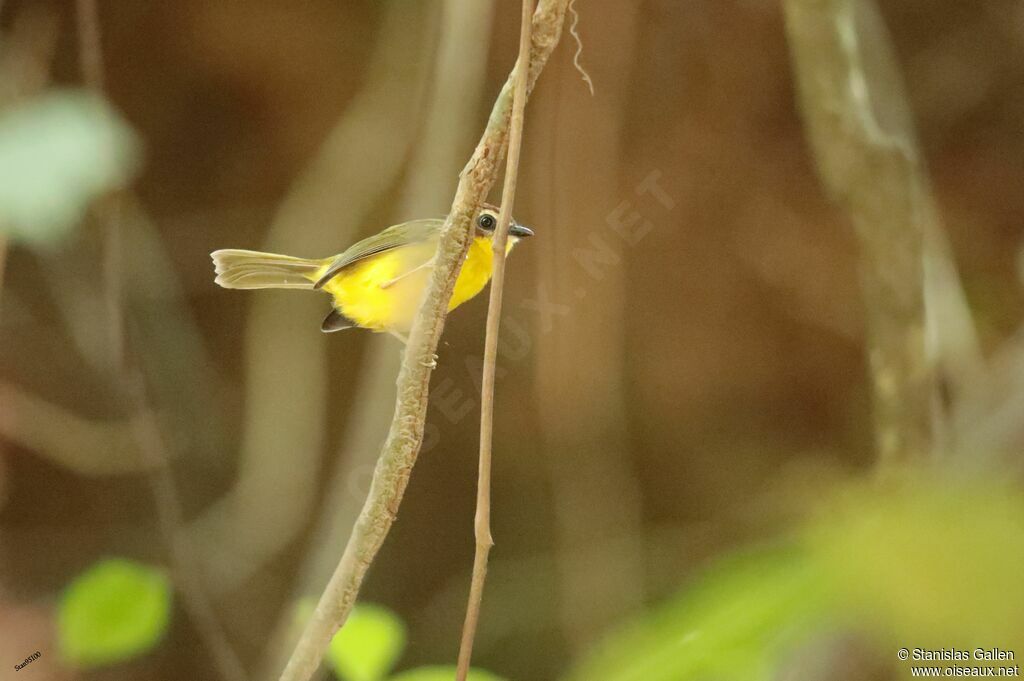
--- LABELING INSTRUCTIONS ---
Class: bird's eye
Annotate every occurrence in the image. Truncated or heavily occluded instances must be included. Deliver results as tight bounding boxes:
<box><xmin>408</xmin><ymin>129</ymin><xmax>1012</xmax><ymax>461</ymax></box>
<box><xmin>477</xmin><ymin>213</ymin><xmax>496</xmax><ymax>230</ymax></box>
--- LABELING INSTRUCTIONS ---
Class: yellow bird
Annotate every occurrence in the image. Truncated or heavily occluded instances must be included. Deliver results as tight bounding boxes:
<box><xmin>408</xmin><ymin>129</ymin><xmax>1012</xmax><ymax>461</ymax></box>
<box><xmin>211</xmin><ymin>205</ymin><xmax>533</xmax><ymax>341</ymax></box>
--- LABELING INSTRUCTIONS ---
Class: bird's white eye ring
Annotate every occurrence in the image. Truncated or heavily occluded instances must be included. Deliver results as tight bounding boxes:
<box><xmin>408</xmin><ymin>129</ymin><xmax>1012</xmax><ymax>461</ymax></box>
<box><xmin>478</xmin><ymin>213</ymin><xmax>496</xmax><ymax>230</ymax></box>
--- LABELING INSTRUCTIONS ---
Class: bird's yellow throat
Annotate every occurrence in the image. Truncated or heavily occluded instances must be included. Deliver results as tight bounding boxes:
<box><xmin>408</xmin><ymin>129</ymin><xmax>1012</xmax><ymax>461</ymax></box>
<box><xmin>317</xmin><ymin>234</ymin><xmax>517</xmax><ymax>334</ymax></box>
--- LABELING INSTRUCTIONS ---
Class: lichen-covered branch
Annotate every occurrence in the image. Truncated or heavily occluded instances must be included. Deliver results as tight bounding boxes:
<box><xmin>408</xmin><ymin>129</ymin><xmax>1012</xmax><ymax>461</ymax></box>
<box><xmin>188</xmin><ymin>0</ymin><xmax>438</xmax><ymax>597</ymax></box>
<box><xmin>277</xmin><ymin>3</ymin><xmax>571</xmax><ymax>680</ymax></box>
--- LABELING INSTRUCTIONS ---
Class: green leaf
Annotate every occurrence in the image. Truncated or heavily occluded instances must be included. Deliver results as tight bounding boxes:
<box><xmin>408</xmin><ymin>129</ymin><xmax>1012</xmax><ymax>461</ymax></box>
<box><xmin>563</xmin><ymin>545</ymin><xmax>833</xmax><ymax>681</ymax></box>
<box><xmin>806</xmin><ymin>477</ymin><xmax>1024</xmax><ymax>647</ymax></box>
<box><xmin>57</xmin><ymin>557</ymin><xmax>171</xmax><ymax>668</ymax></box>
<box><xmin>324</xmin><ymin>603</ymin><xmax>406</xmax><ymax>681</ymax></box>
<box><xmin>0</xmin><ymin>89</ymin><xmax>139</xmax><ymax>246</ymax></box>
<box><xmin>388</xmin><ymin>666</ymin><xmax>507</xmax><ymax>681</ymax></box>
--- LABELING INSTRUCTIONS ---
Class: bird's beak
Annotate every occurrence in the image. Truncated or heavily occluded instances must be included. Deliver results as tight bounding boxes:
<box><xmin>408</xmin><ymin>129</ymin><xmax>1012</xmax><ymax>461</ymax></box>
<box><xmin>510</xmin><ymin>223</ymin><xmax>534</xmax><ymax>238</ymax></box>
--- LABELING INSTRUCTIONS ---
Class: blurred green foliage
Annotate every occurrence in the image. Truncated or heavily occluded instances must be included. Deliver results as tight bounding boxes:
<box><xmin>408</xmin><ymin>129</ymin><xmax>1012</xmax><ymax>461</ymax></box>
<box><xmin>57</xmin><ymin>557</ymin><xmax>171</xmax><ymax>668</ymax></box>
<box><xmin>563</xmin><ymin>545</ymin><xmax>834</xmax><ymax>681</ymax></box>
<box><xmin>807</xmin><ymin>476</ymin><xmax>1024</xmax><ymax>648</ymax></box>
<box><xmin>566</xmin><ymin>475</ymin><xmax>1024</xmax><ymax>680</ymax></box>
<box><xmin>0</xmin><ymin>90</ymin><xmax>138</xmax><ymax>246</ymax></box>
<box><xmin>46</xmin><ymin>481</ymin><xmax>1023</xmax><ymax>678</ymax></box>
<box><xmin>326</xmin><ymin>603</ymin><xmax>407</xmax><ymax>681</ymax></box>
<box><xmin>49</xmin><ymin>480</ymin><xmax>1021</xmax><ymax>678</ymax></box>
<box><xmin>295</xmin><ymin>600</ymin><xmax>505</xmax><ymax>681</ymax></box>
<box><xmin>388</xmin><ymin>666</ymin><xmax>506</xmax><ymax>681</ymax></box>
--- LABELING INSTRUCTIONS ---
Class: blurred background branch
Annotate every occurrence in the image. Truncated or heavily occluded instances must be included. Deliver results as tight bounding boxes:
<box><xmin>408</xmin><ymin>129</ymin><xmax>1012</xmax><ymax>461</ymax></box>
<box><xmin>261</xmin><ymin>1</ymin><xmax>497</xmax><ymax>677</ymax></box>
<box><xmin>127</xmin><ymin>373</ymin><xmax>248</xmax><ymax>681</ymax></box>
<box><xmin>68</xmin><ymin>2</ymin><xmax>246</xmax><ymax>678</ymax></box>
<box><xmin>526</xmin><ymin>0</ymin><xmax>648</xmax><ymax>655</ymax></box>
<box><xmin>0</xmin><ymin>382</ymin><xmax>149</xmax><ymax>475</ymax></box>
<box><xmin>184</xmin><ymin>0</ymin><xmax>439</xmax><ymax>597</ymax></box>
<box><xmin>784</xmin><ymin>0</ymin><xmax>977</xmax><ymax>470</ymax></box>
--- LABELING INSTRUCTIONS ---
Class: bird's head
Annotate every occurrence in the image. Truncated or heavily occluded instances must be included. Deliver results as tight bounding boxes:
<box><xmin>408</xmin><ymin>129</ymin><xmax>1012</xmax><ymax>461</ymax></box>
<box><xmin>475</xmin><ymin>204</ymin><xmax>534</xmax><ymax>243</ymax></box>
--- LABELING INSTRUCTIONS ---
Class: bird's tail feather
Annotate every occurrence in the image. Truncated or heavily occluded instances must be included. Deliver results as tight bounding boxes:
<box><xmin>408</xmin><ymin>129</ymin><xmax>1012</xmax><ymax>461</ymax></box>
<box><xmin>211</xmin><ymin>249</ymin><xmax>326</xmax><ymax>290</ymax></box>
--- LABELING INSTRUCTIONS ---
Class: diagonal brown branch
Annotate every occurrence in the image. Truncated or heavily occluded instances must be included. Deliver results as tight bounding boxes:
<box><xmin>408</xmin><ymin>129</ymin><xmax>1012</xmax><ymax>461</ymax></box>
<box><xmin>125</xmin><ymin>373</ymin><xmax>249</xmax><ymax>681</ymax></box>
<box><xmin>71</xmin><ymin>3</ymin><xmax>245</xmax><ymax>679</ymax></box>
<box><xmin>0</xmin><ymin>235</ymin><xmax>8</xmax><ymax>315</ymax></box>
<box><xmin>73</xmin><ymin>0</ymin><xmax>104</xmax><ymax>90</ymax></box>
<box><xmin>277</xmin><ymin>3</ymin><xmax>571</xmax><ymax>680</ymax></box>
<box><xmin>454</xmin><ymin>0</ymin><xmax>533</xmax><ymax>677</ymax></box>
<box><xmin>74</xmin><ymin>0</ymin><xmax>123</xmax><ymax>370</ymax></box>
<box><xmin>188</xmin><ymin>0</ymin><xmax>438</xmax><ymax>599</ymax></box>
<box><xmin>259</xmin><ymin>3</ymin><xmax>495</xmax><ymax>677</ymax></box>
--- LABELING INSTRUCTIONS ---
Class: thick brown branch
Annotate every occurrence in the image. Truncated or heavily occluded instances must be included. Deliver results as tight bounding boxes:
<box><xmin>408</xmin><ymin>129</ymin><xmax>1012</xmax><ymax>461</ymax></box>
<box><xmin>277</xmin><ymin>3</ymin><xmax>570</xmax><ymax>680</ymax></box>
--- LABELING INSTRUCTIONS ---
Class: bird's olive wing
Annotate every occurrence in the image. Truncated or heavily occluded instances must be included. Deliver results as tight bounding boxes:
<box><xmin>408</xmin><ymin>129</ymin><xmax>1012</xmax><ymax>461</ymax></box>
<box><xmin>313</xmin><ymin>219</ymin><xmax>443</xmax><ymax>289</ymax></box>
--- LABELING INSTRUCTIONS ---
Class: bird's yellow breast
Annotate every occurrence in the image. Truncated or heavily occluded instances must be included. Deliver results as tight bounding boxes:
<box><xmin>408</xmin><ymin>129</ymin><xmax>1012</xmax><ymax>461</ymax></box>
<box><xmin>318</xmin><ymin>236</ymin><xmax>509</xmax><ymax>333</ymax></box>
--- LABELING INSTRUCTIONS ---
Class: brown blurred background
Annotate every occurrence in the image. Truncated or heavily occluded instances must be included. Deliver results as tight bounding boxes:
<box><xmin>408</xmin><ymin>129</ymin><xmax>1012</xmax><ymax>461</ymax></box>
<box><xmin>1</xmin><ymin>0</ymin><xmax>1022</xmax><ymax>679</ymax></box>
